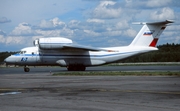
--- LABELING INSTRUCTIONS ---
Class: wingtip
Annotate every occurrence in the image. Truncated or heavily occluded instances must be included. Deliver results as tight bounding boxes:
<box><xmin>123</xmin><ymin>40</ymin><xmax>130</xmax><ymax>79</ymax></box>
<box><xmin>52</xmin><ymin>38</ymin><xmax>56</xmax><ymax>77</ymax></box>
<box><xmin>166</xmin><ymin>20</ymin><xmax>174</xmax><ymax>23</ymax></box>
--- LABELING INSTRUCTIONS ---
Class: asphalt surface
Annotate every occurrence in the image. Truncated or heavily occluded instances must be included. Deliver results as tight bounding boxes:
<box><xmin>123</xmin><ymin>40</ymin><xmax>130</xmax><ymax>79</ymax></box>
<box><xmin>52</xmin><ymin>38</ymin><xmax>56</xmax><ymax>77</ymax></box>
<box><xmin>0</xmin><ymin>65</ymin><xmax>180</xmax><ymax>74</ymax></box>
<box><xmin>0</xmin><ymin>66</ymin><xmax>180</xmax><ymax>111</ymax></box>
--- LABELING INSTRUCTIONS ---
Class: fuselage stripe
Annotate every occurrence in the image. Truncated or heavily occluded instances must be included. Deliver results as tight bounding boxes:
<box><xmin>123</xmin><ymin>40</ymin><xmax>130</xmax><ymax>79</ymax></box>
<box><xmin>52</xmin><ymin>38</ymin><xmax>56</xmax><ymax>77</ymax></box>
<box><xmin>12</xmin><ymin>51</ymin><xmax>139</xmax><ymax>58</ymax></box>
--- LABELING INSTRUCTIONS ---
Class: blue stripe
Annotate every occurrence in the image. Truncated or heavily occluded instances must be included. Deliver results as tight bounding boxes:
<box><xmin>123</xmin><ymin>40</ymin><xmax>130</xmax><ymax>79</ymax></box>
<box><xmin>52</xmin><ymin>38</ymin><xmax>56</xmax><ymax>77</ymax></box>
<box><xmin>13</xmin><ymin>51</ymin><xmax>138</xmax><ymax>58</ymax></box>
<box><xmin>14</xmin><ymin>54</ymin><xmax>39</xmax><ymax>56</ymax></box>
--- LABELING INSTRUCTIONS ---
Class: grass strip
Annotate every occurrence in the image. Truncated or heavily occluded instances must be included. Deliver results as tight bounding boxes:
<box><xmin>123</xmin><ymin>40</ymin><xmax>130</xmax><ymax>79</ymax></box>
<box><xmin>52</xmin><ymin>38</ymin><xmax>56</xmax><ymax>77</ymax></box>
<box><xmin>53</xmin><ymin>71</ymin><xmax>180</xmax><ymax>76</ymax></box>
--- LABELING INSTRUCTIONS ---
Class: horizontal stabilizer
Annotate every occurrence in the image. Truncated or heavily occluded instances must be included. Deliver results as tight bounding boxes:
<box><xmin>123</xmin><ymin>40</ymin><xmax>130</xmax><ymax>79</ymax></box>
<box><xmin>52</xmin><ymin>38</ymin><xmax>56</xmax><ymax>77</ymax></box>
<box><xmin>132</xmin><ymin>20</ymin><xmax>174</xmax><ymax>25</ymax></box>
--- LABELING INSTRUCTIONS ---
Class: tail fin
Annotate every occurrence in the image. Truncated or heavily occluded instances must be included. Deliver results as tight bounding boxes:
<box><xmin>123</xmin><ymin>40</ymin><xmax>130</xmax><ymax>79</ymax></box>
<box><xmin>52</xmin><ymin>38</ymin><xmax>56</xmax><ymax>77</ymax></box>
<box><xmin>129</xmin><ymin>20</ymin><xmax>174</xmax><ymax>47</ymax></box>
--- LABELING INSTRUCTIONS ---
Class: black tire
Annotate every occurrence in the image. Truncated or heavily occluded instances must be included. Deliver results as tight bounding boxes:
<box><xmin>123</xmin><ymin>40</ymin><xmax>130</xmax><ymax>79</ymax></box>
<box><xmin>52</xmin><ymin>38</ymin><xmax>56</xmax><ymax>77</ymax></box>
<box><xmin>24</xmin><ymin>67</ymin><xmax>30</xmax><ymax>72</ymax></box>
<box><xmin>80</xmin><ymin>66</ymin><xmax>86</xmax><ymax>71</ymax></box>
<box><xmin>67</xmin><ymin>65</ymin><xmax>86</xmax><ymax>71</ymax></box>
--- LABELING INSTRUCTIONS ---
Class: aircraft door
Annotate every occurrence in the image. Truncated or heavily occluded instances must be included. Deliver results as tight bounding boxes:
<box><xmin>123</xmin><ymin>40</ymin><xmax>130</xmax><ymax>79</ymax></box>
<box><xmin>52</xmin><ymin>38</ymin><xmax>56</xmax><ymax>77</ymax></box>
<box><xmin>36</xmin><ymin>51</ymin><xmax>42</xmax><ymax>63</ymax></box>
<box><xmin>30</xmin><ymin>51</ymin><xmax>37</xmax><ymax>63</ymax></box>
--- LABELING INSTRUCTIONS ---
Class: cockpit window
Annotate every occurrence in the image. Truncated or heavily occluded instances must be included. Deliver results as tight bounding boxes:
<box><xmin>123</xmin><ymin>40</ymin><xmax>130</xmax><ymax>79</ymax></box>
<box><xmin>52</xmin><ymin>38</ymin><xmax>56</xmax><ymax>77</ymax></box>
<box><xmin>17</xmin><ymin>51</ymin><xmax>21</xmax><ymax>54</ymax></box>
<box><xmin>19</xmin><ymin>51</ymin><xmax>26</xmax><ymax>54</ymax></box>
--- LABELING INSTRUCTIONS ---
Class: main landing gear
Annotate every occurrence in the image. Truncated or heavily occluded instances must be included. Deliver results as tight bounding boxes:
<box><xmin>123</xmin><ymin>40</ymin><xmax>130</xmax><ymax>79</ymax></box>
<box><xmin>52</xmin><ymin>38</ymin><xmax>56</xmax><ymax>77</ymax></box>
<box><xmin>24</xmin><ymin>66</ymin><xmax>30</xmax><ymax>72</ymax></box>
<box><xmin>67</xmin><ymin>65</ymin><xmax>86</xmax><ymax>71</ymax></box>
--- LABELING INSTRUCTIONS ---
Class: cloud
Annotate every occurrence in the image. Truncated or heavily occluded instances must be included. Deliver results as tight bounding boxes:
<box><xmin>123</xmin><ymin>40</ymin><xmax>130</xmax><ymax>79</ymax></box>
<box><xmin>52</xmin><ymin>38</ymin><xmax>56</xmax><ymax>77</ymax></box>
<box><xmin>125</xmin><ymin>0</ymin><xmax>173</xmax><ymax>9</ymax></box>
<box><xmin>0</xmin><ymin>29</ymin><xmax>27</xmax><ymax>46</ymax></box>
<box><xmin>10</xmin><ymin>22</ymin><xmax>37</xmax><ymax>36</ymax></box>
<box><xmin>115</xmin><ymin>20</ymin><xmax>129</xmax><ymax>29</ymax></box>
<box><xmin>35</xmin><ymin>29</ymin><xmax>61</xmax><ymax>37</ymax></box>
<box><xmin>174</xmin><ymin>36</ymin><xmax>180</xmax><ymax>43</ymax></box>
<box><xmin>92</xmin><ymin>1</ymin><xmax>122</xmax><ymax>19</ymax></box>
<box><xmin>0</xmin><ymin>0</ymin><xmax>179</xmax><ymax>51</ymax></box>
<box><xmin>146</xmin><ymin>0</ymin><xmax>172</xmax><ymax>7</ymax></box>
<box><xmin>104</xmin><ymin>30</ymin><xmax>122</xmax><ymax>37</ymax></box>
<box><xmin>167</xmin><ymin>25</ymin><xmax>180</xmax><ymax>31</ymax></box>
<box><xmin>0</xmin><ymin>35</ymin><xmax>31</xmax><ymax>47</ymax></box>
<box><xmin>0</xmin><ymin>35</ymin><xmax>6</xmax><ymax>43</ymax></box>
<box><xmin>37</xmin><ymin>18</ymin><xmax>66</xmax><ymax>30</ymax></box>
<box><xmin>0</xmin><ymin>17</ymin><xmax>11</xmax><ymax>23</ymax></box>
<box><xmin>84</xmin><ymin>29</ymin><xmax>101</xmax><ymax>37</ymax></box>
<box><xmin>108</xmin><ymin>38</ymin><xmax>126</xmax><ymax>46</ymax></box>
<box><xmin>5</xmin><ymin>36</ymin><xmax>25</xmax><ymax>45</ymax></box>
<box><xmin>35</xmin><ymin>18</ymin><xmax>75</xmax><ymax>37</ymax></box>
<box><xmin>68</xmin><ymin>20</ymin><xmax>81</xmax><ymax>30</ymax></box>
<box><xmin>0</xmin><ymin>30</ymin><xmax>6</xmax><ymax>36</ymax></box>
<box><xmin>123</xmin><ymin>28</ymin><xmax>137</xmax><ymax>37</ymax></box>
<box><xmin>87</xmin><ymin>19</ymin><xmax>105</xmax><ymax>23</ymax></box>
<box><xmin>150</xmin><ymin>7</ymin><xmax>175</xmax><ymax>21</ymax></box>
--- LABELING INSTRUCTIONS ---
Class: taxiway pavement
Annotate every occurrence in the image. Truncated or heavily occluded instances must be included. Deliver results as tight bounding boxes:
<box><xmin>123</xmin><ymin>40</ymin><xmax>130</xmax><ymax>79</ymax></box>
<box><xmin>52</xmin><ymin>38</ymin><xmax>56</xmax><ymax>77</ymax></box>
<box><xmin>0</xmin><ymin>66</ymin><xmax>180</xmax><ymax>111</ymax></box>
<box><xmin>0</xmin><ymin>65</ymin><xmax>180</xmax><ymax>74</ymax></box>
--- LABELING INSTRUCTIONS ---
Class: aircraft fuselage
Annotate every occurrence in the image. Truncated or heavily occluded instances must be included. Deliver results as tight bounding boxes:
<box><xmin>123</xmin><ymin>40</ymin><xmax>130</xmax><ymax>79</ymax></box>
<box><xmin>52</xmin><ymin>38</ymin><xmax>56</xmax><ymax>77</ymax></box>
<box><xmin>5</xmin><ymin>46</ymin><xmax>157</xmax><ymax>67</ymax></box>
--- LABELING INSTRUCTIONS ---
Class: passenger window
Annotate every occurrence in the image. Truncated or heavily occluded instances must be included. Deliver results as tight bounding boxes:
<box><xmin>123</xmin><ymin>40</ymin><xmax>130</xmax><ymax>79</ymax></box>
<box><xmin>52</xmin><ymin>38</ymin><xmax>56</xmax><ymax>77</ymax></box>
<box><xmin>32</xmin><ymin>52</ymin><xmax>34</xmax><ymax>55</ymax></box>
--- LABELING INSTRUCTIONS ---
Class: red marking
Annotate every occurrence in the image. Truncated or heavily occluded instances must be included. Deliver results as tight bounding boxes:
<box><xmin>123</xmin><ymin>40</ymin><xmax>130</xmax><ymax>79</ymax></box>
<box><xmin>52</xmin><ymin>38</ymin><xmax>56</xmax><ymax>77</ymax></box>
<box><xmin>149</xmin><ymin>38</ymin><xmax>158</xmax><ymax>47</ymax></box>
<box><xmin>108</xmin><ymin>50</ymin><xmax>116</xmax><ymax>52</ymax></box>
<box><xmin>143</xmin><ymin>34</ymin><xmax>152</xmax><ymax>36</ymax></box>
<box><xmin>161</xmin><ymin>27</ymin><xmax>166</xmax><ymax>30</ymax></box>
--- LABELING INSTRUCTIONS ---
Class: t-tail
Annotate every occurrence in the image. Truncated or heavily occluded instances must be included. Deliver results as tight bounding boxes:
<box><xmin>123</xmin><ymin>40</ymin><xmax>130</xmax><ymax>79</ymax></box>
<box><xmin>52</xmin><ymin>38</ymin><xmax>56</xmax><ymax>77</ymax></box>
<box><xmin>130</xmin><ymin>20</ymin><xmax>174</xmax><ymax>47</ymax></box>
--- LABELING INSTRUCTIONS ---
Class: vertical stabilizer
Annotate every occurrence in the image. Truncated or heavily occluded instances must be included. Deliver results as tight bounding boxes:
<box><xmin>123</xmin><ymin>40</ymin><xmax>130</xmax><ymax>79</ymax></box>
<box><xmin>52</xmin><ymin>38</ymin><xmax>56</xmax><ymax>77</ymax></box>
<box><xmin>130</xmin><ymin>20</ymin><xmax>173</xmax><ymax>47</ymax></box>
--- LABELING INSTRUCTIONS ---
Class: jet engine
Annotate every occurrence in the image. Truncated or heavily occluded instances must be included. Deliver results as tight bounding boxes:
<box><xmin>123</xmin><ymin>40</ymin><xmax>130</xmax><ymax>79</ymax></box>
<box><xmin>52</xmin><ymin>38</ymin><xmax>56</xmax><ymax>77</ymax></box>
<box><xmin>33</xmin><ymin>37</ymin><xmax>73</xmax><ymax>49</ymax></box>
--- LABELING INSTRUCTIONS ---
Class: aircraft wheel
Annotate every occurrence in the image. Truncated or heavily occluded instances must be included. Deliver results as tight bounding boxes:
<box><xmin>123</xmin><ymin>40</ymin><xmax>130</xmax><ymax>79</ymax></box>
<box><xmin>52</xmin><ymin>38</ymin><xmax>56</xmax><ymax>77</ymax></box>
<box><xmin>67</xmin><ymin>66</ymin><xmax>73</xmax><ymax>71</ymax></box>
<box><xmin>67</xmin><ymin>65</ymin><xmax>86</xmax><ymax>71</ymax></box>
<box><xmin>24</xmin><ymin>67</ymin><xmax>30</xmax><ymax>72</ymax></box>
<box><xmin>80</xmin><ymin>66</ymin><xmax>86</xmax><ymax>71</ymax></box>
<box><xmin>67</xmin><ymin>67</ymin><xmax>71</xmax><ymax>71</ymax></box>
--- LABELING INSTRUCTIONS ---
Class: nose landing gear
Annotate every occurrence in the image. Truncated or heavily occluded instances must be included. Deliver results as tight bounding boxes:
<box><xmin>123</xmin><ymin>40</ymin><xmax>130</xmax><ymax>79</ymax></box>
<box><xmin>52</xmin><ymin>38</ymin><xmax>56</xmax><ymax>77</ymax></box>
<box><xmin>24</xmin><ymin>66</ymin><xmax>30</xmax><ymax>72</ymax></box>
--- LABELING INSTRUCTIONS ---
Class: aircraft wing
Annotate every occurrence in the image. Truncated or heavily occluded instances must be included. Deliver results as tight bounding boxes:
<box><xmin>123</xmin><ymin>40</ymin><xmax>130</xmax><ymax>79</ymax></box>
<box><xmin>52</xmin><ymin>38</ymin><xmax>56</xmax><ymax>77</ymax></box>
<box><xmin>61</xmin><ymin>44</ymin><xmax>107</xmax><ymax>51</ymax></box>
<box><xmin>35</xmin><ymin>37</ymin><xmax>109</xmax><ymax>51</ymax></box>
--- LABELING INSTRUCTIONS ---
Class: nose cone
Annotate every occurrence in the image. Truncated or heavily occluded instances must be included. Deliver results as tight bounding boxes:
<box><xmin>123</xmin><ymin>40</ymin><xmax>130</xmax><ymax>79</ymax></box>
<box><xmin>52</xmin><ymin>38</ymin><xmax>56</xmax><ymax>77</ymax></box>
<box><xmin>4</xmin><ymin>57</ymin><xmax>10</xmax><ymax>63</ymax></box>
<box><xmin>4</xmin><ymin>56</ymin><xmax>15</xmax><ymax>65</ymax></box>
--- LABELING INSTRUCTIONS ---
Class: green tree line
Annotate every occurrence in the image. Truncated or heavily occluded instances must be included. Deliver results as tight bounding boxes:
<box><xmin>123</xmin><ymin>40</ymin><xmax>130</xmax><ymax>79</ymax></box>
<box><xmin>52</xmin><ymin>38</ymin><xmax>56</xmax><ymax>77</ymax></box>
<box><xmin>0</xmin><ymin>43</ymin><xmax>180</xmax><ymax>63</ymax></box>
<box><xmin>0</xmin><ymin>52</ymin><xmax>17</xmax><ymax>64</ymax></box>
<box><xmin>122</xmin><ymin>43</ymin><xmax>180</xmax><ymax>62</ymax></box>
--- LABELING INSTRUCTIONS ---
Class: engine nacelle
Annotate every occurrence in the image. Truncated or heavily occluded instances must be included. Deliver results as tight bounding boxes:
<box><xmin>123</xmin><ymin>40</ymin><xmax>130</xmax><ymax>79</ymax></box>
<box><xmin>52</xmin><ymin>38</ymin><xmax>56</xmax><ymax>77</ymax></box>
<box><xmin>33</xmin><ymin>37</ymin><xmax>73</xmax><ymax>49</ymax></box>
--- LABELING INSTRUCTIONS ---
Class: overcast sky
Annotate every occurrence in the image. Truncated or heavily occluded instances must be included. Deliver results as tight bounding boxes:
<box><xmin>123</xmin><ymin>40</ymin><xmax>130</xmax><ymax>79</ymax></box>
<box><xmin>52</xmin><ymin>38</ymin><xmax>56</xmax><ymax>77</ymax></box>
<box><xmin>0</xmin><ymin>0</ymin><xmax>180</xmax><ymax>51</ymax></box>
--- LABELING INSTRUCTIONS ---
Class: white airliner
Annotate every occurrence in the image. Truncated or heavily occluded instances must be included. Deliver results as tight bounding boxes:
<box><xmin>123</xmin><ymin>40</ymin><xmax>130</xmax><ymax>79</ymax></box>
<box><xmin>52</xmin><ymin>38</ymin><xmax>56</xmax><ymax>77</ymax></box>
<box><xmin>4</xmin><ymin>20</ymin><xmax>173</xmax><ymax>72</ymax></box>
